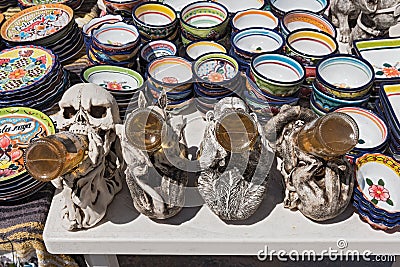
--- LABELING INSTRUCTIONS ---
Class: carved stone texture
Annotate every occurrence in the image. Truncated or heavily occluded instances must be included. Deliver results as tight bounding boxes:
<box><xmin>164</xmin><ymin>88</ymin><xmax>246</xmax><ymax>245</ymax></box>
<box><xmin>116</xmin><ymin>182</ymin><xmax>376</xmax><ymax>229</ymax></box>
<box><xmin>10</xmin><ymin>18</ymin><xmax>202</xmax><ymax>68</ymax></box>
<box><xmin>117</xmin><ymin>92</ymin><xmax>189</xmax><ymax>219</ymax></box>
<box><xmin>51</xmin><ymin>83</ymin><xmax>123</xmax><ymax>230</ymax></box>
<box><xmin>197</xmin><ymin>97</ymin><xmax>274</xmax><ymax>221</ymax></box>
<box><xmin>265</xmin><ymin>105</ymin><xmax>354</xmax><ymax>221</ymax></box>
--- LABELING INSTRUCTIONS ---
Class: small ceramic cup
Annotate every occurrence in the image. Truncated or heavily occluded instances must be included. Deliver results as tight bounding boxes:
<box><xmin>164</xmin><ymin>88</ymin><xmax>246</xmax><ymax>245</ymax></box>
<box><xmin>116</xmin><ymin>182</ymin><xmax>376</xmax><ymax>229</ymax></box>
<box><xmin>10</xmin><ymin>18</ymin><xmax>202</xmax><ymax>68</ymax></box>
<box><xmin>193</xmin><ymin>52</ymin><xmax>240</xmax><ymax>90</ymax></box>
<box><xmin>147</xmin><ymin>56</ymin><xmax>193</xmax><ymax>92</ymax></box>
<box><xmin>185</xmin><ymin>40</ymin><xmax>227</xmax><ymax>61</ymax></box>
<box><xmin>132</xmin><ymin>2</ymin><xmax>178</xmax><ymax>40</ymax></box>
<box><xmin>231</xmin><ymin>9</ymin><xmax>279</xmax><ymax>33</ymax></box>
<box><xmin>231</xmin><ymin>27</ymin><xmax>285</xmax><ymax>61</ymax></box>
<box><xmin>269</xmin><ymin>0</ymin><xmax>329</xmax><ymax>18</ymax></box>
<box><xmin>315</xmin><ymin>54</ymin><xmax>375</xmax><ymax>99</ymax></box>
<box><xmin>285</xmin><ymin>29</ymin><xmax>338</xmax><ymax>83</ymax></box>
<box><xmin>180</xmin><ymin>1</ymin><xmax>229</xmax><ymax>41</ymax></box>
<box><xmin>280</xmin><ymin>10</ymin><xmax>336</xmax><ymax>38</ymax></box>
<box><xmin>139</xmin><ymin>40</ymin><xmax>177</xmax><ymax>73</ymax></box>
<box><xmin>250</xmin><ymin>53</ymin><xmax>305</xmax><ymax>97</ymax></box>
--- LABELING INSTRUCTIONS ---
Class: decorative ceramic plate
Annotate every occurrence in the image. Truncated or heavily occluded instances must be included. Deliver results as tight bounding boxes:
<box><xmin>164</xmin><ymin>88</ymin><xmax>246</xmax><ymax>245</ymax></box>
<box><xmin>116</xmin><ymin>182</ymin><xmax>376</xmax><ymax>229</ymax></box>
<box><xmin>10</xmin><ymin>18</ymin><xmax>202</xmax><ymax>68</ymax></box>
<box><xmin>0</xmin><ymin>46</ymin><xmax>56</xmax><ymax>92</ymax></box>
<box><xmin>334</xmin><ymin>107</ymin><xmax>388</xmax><ymax>151</ymax></box>
<box><xmin>1</xmin><ymin>4</ymin><xmax>73</xmax><ymax>42</ymax></box>
<box><xmin>0</xmin><ymin>107</ymin><xmax>55</xmax><ymax>182</ymax></box>
<box><xmin>354</xmin><ymin>38</ymin><xmax>400</xmax><ymax>82</ymax></box>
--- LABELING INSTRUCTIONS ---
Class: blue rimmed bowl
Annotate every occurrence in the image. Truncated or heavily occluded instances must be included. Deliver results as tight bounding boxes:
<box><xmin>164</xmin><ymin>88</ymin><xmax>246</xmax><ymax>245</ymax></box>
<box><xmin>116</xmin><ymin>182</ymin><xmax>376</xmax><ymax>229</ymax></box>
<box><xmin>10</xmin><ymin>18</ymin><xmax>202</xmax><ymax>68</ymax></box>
<box><xmin>185</xmin><ymin>40</ymin><xmax>227</xmax><ymax>61</ymax></box>
<box><xmin>270</xmin><ymin>0</ymin><xmax>329</xmax><ymax>17</ymax></box>
<box><xmin>250</xmin><ymin>53</ymin><xmax>305</xmax><ymax>97</ymax></box>
<box><xmin>82</xmin><ymin>14</ymin><xmax>123</xmax><ymax>46</ymax></box>
<box><xmin>139</xmin><ymin>40</ymin><xmax>177</xmax><ymax>73</ymax></box>
<box><xmin>231</xmin><ymin>27</ymin><xmax>284</xmax><ymax>62</ymax></box>
<box><xmin>315</xmin><ymin>54</ymin><xmax>375</xmax><ymax>99</ymax></box>
<box><xmin>92</xmin><ymin>22</ymin><xmax>141</xmax><ymax>52</ymax></box>
<box><xmin>231</xmin><ymin>9</ymin><xmax>279</xmax><ymax>33</ymax></box>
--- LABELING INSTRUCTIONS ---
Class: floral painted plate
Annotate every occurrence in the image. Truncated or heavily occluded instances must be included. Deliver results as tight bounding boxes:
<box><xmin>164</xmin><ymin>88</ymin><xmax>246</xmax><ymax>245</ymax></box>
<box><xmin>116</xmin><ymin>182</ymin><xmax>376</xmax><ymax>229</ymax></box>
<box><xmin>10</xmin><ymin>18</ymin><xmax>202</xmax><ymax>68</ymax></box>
<box><xmin>355</xmin><ymin>153</ymin><xmax>400</xmax><ymax>216</ymax></box>
<box><xmin>0</xmin><ymin>107</ymin><xmax>55</xmax><ymax>182</ymax></box>
<box><xmin>0</xmin><ymin>45</ymin><xmax>57</xmax><ymax>93</ymax></box>
<box><xmin>354</xmin><ymin>37</ymin><xmax>400</xmax><ymax>83</ymax></box>
<box><xmin>0</xmin><ymin>4</ymin><xmax>73</xmax><ymax>43</ymax></box>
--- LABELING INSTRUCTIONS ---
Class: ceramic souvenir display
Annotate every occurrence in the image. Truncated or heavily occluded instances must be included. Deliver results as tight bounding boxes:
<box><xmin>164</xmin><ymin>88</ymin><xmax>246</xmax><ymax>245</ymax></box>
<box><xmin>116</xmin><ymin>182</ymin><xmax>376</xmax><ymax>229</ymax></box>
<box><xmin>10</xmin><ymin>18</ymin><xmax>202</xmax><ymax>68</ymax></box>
<box><xmin>132</xmin><ymin>2</ymin><xmax>178</xmax><ymax>41</ymax></box>
<box><xmin>103</xmin><ymin>0</ymin><xmax>147</xmax><ymax>18</ymax></box>
<box><xmin>280</xmin><ymin>10</ymin><xmax>336</xmax><ymax>38</ymax></box>
<box><xmin>212</xmin><ymin>0</ymin><xmax>265</xmax><ymax>14</ymax></box>
<box><xmin>0</xmin><ymin>45</ymin><xmax>69</xmax><ymax>114</ymax></box>
<box><xmin>353</xmin><ymin>153</ymin><xmax>400</xmax><ymax>230</ymax></box>
<box><xmin>231</xmin><ymin>9</ymin><xmax>279</xmax><ymax>33</ymax></box>
<box><xmin>334</xmin><ymin>107</ymin><xmax>388</xmax><ymax>153</ymax></box>
<box><xmin>82</xmin><ymin>14</ymin><xmax>123</xmax><ymax>46</ymax></box>
<box><xmin>270</xmin><ymin>0</ymin><xmax>329</xmax><ymax>17</ymax></box>
<box><xmin>185</xmin><ymin>41</ymin><xmax>227</xmax><ymax>61</ymax></box>
<box><xmin>17</xmin><ymin>0</ymin><xmax>84</xmax><ymax>9</ymax></box>
<box><xmin>0</xmin><ymin>107</ymin><xmax>55</xmax><ymax>202</ymax></box>
<box><xmin>0</xmin><ymin>4</ymin><xmax>83</xmax><ymax>63</ymax></box>
<box><xmin>314</xmin><ymin>55</ymin><xmax>375</xmax><ymax>99</ymax></box>
<box><xmin>250</xmin><ymin>53</ymin><xmax>305</xmax><ymax>97</ymax></box>
<box><xmin>231</xmin><ymin>28</ymin><xmax>284</xmax><ymax>70</ymax></box>
<box><xmin>80</xmin><ymin>65</ymin><xmax>144</xmax><ymax>119</ymax></box>
<box><xmin>180</xmin><ymin>1</ymin><xmax>229</xmax><ymax>43</ymax></box>
<box><xmin>139</xmin><ymin>40</ymin><xmax>177</xmax><ymax>74</ymax></box>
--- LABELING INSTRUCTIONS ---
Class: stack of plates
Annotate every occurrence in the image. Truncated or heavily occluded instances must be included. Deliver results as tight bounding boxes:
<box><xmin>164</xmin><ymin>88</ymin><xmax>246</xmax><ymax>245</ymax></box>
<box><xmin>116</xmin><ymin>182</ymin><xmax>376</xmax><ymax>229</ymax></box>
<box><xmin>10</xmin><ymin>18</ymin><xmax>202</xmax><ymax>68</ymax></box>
<box><xmin>0</xmin><ymin>107</ymin><xmax>55</xmax><ymax>203</ymax></box>
<box><xmin>0</xmin><ymin>45</ymin><xmax>69</xmax><ymax>114</ymax></box>
<box><xmin>0</xmin><ymin>0</ymin><xmax>17</xmax><ymax>11</ymax></box>
<box><xmin>80</xmin><ymin>65</ymin><xmax>144</xmax><ymax>120</ymax></box>
<box><xmin>377</xmin><ymin>83</ymin><xmax>400</xmax><ymax>160</ymax></box>
<box><xmin>0</xmin><ymin>4</ymin><xmax>83</xmax><ymax>63</ymax></box>
<box><xmin>0</xmin><ymin>14</ymin><xmax>3</xmax><ymax>50</ymax></box>
<box><xmin>17</xmin><ymin>0</ymin><xmax>84</xmax><ymax>9</ymax></box>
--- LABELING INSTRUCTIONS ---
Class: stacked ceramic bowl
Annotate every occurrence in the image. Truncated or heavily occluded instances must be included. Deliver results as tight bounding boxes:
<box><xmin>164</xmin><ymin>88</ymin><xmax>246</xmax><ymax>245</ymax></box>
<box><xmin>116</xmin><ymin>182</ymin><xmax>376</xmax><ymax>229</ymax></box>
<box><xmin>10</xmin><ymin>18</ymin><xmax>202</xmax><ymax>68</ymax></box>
<box><xmin>269</xmin><ymin>0</ymin><xmax>329</xmax><ymax>18</ymax></box>
<box><xmin>184</xmin><ymin>41</ymin><xmax>227</xmax><ymax>61</ymax></box>
<box><xmin>82</xmin><ymin>14</ymin><xmax>123</xmax><ymax>48</ymax></box>
<box><xmin>353</xmin><ymin>153</ymin><xmax>400</xmax><ymax>230</ymax></box>
<box><xmin>146</xmin><ymin>56</ymin><xmax>194</xmax><ymax>113</ymax></box>
<box><xmin>0</xmin><ymin>45</ymin><xmax>69</xmax><ymax>114</ymax></box>
<box><xmin>244</xmin><ymin>53</ymin><xmax>304</xmax><ymax>121</ymax></box>
<box><xmin>17</xmin><ymin>0</ymin><xmax>83</xmax><ymax>9</ymax></box>
<box><xmin>103</xmin><ymin>0</ymin><xmax>147</xmax><ymax>18</ymax></box>
<box><xmin>376</xmin><ymin>83</ymin><xmax>400</xmax><ymax>160</ymax></box>
<box><xmin>193</xmin><ymin>53</ymin><xmax>241</xmax><ymax>114</ymax></box>
<box><xmin>284</xmin><ymin>29</ymin><xmax>338</xmax><ymax>99</ymax></box>
<box><xmin>139</xmin><ymin>40</ymin><xmax>177</xmax><ymax>74</ymax></box>
<box><xmin>231</xmin><ymin>9</ymin><xmax>279</xmax><ymax>33</ymax></box>
<box><xmin>132</xmin><ymin>2</ymin><xmax>179</xmax><ymax>43</ymax></box>
<box><xmin>180</xmin><ymin>1</ymin><xmax>230</xmax><ymax>47</ymax></box>
<box><xmin>87</xmin><ymin>22</ymin><xmax>141</xmax><ymax>68</ymax></box>
<box><xmin>1</xmin><ymin>4</ymin><xmax>83</xmax><ymax>63</ymax></box>
<box><xmin>310</xmin><ymin>55</ymin><xmax>374</xmax><ymax>116</ymax></box>
<box><xmin>230</xmin><ymin>28</ymin><xmax>284</xmax><ymax>71</ymax></box>
<box><xmin>81</xmin><ymin>65</ymin><xmax>144</xmax><ymax>119</ymax></box>
<box><xmin>0</xmin><ymin>107</ymin><xmax>55</xmax><ymax>203</ymax></box>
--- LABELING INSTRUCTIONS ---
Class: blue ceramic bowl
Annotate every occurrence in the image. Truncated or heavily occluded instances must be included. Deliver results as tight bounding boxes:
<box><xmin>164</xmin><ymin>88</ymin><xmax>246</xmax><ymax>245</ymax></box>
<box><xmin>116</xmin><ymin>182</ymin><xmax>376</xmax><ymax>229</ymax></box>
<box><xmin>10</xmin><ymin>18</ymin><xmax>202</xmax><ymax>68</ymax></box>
<box><xmin>309</xmin><ymin>94</ymin><xmax>327</xmax><ymax>116</ymax></box>
<box><xmin>147</xmin><ymin>80</ymin><xmax>193</xmax><ymax>100</ymax></box>
<box><xmin>231</xmin><ymin>27</ymin><xmax>284</xmax><ymax>61</ymax></box>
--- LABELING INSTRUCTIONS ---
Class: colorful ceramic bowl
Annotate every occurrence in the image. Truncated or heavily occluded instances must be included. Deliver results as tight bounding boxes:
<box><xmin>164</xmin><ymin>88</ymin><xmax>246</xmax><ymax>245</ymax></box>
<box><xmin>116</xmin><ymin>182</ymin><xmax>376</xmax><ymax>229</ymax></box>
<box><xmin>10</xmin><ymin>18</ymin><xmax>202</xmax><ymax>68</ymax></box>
<box><xmin>132</xmin><ymin>2</ymin><xmax>178</xmax><ymax>40</ymax></box>
<box><xmin>185</xmin><ymin>40</ymin><xmax>227</xmax><ymax>61</ymax></box>
<box><xmin>180</xmin><ymin>28</ymin><xmax>230</xmax><ymax>47</ymax></box>
<box><xmin>82</xmin><ymin>14</ymin><xmax>123</xmax><ymax>45</ymax></box>
<box><xmin>280</xmin><ymin>10</ymin><xmax>336</xmax><ymax>38</ymax></box>
<box><xmin>180</xmin><ymin>1</ymin><xmax>229</xmax><ymax>41</ymax></box>
<box><xmin>139</xmin><ymin>40</ymin><xmax>177</xmax><ymax>72</ymax></box>
<box><xmin>212</xmin><ymin>0</ymin><xmax>265</xmax><ymax>14</ymax></box>
<box><xmin>334</xmin><ymin>107</ymin><xmax>388</xmax><ymax>152</ymax></box>
<box><xmin>353</xmin><ymin>153</ymin><xmax>400</xmax><ymax>229</ymax></box>
<box><xmin>309</xmin><ymin>94</ymin><xmax>327</xmax><ymax>116</ymax></box>
<box><xmin>312</xmin><ymin>81</ymin><xmax>370</xmax><ymax>112</ymax></box>
<box><xmin>231</xmin><ymin>9</ymin><xmax>279</xmax><ymax>33</ymax></box>
<box><xmin>1</xmin><ymin>4</ymin><xmax>74</xmax><ymax>44</ymax></box>
<box><xmin>250</xmin><ymin>53</ymin><xmax>305</xmax><ymax>97</ymax></box>
<box><xmin>81</xmin><ymin>65</ymin><xmax>144</xmax><ymax>94</ymax></box>
<box><xmin>315</xmin><ymin>55</ymin><xmax>375</xmax><ymax>99</ymax></box>
<box><xmin>270</xmin><ymin>0</ymin><xmax>328</xmax><ymax>17</ymax></box>
<box><xmin>103</xmin><ymin>0</ymin><xmax>146</xmax><ymax>17</ymax></box>
<box><xmin>285</xmin><ymin>29</ymin><xmax>338</xmax><ymax>82</ymax></box>
<box><xmin>193</xmin><ymin>52</ymin><xmax>240</xmax><ymax>89</ymax></box>
<box><xmin>147</xmin><ymin>56</ymin><xmax>193</xmax><ymax>92</ymax></box>
<box><xmin>92</xmin><ymin>22</ymin><xmax>140</xmax><ymax>51</ymax></box>
<box><xmin>157</xmin><ymin>0</ymin><xmax>197</xmax><ymax>14</ymax></box>
<box><xmin>231</xmin><ymin>28</ymin><xmax>284</xmax><ymax>61</ymax></box>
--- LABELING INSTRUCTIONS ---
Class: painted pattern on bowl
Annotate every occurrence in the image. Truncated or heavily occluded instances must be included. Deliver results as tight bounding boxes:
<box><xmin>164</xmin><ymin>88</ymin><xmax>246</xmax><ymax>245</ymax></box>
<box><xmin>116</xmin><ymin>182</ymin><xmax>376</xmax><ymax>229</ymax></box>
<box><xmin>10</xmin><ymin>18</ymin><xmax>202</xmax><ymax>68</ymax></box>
<box><xmin>194</xmin><ymin>53</ymin><xmax>239</xmax><ymax>83</ymax></box>
<box><xmin>1</xmin><ymin>4</ymin><xmax>73</xmax><ymax>42</ymax></box>
<box><xmin>92</xmin><ymin>22</ymin><xmax>140</xmax><ymax>48</ymax></box>
<box><xmin>231</xmin><ymin>9</ymin><xmax>278</xmax><ymax>32</ymax></box>
<box><xmin>280</xmin><ymin>10</ymin><xmax>336</xmax><ymax>38</ymax></box>
<box><xmin>140</xmin><ymin>40</ymin><xmax>177</xmax><ymax>63</ymax></box>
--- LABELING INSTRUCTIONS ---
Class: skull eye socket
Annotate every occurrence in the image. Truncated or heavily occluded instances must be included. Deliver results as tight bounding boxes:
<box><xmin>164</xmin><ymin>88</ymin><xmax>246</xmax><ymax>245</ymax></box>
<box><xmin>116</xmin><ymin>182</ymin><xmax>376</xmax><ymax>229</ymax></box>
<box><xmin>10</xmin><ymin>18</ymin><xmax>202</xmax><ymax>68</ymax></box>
<box><xmin>63</xmin><ymin>106</ymin><xmax>77</xmax><ymax>119</ymax></box>
<box><xmin>90</xmin><ymin>106</ymin><xmax>107</xmax><ymax>119</ymax></box>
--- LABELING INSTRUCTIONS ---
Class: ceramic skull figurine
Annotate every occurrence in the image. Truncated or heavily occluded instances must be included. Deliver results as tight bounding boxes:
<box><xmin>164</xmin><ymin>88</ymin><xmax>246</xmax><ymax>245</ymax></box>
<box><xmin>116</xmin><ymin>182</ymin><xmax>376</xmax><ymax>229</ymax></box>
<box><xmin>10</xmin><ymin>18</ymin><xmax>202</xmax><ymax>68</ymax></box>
<box><xmin>197</xmin><ymin>97</ymin><xmax>274</xmax><ymax>220</ymax></box>
<box><xmin>51</xmin><ymin>83</ymin><xmax>123</xmax><ymax>230</ymax></box>
<box><xmin>264</xmin><ymin>105</ymin><xmax>354</xmax><ymax>221</ymax></box>
<box><xmin>116</xmin><ymin>91</ymin><xmax>188</xmax><ymax>219</ymax></box>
